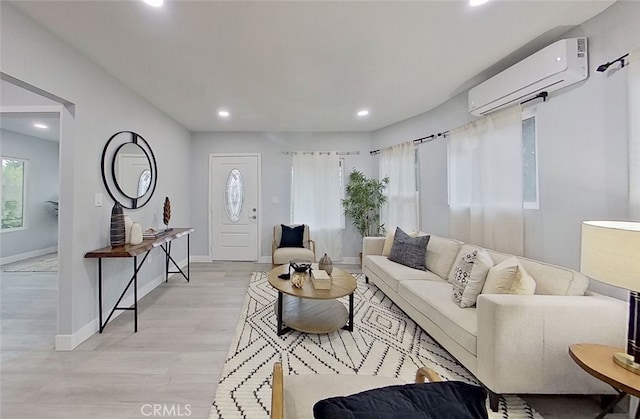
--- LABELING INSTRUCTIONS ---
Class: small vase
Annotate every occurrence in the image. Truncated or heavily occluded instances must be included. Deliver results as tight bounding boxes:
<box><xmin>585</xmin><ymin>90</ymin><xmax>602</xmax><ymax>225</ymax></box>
<box><xmin>318</xmin><ymin>253</ymin><xmax>333</xmax><ymax>275</ymax></box>
<box><xmin>124</xmin><ymin>216</ymin><xmax>133</xmax><ymax>244</ymax></box>
<box><xmin>110</xmin><ymin>202</ymin><xmax>126</xmax><ymax>248</ymax></box>
<box><xmin>130</xmin><ymin>223</ymin><xmax>143</xmax><ymax>245</ymax></box>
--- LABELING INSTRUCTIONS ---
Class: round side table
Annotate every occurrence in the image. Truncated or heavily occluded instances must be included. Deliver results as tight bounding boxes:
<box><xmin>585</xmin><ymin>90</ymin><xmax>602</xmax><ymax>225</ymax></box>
<box><xmin>569</xmin><ymin>343</ymin><xmax>640</xmax><ymax>418</ymax></box>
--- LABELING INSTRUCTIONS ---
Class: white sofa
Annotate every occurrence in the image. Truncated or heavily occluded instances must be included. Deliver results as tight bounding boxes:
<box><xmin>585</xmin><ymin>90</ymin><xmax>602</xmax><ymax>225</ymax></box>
<box><xmin>362</xmin><ymin>233</ymin><xmax>627</xmax><ymax>409</ymax></box>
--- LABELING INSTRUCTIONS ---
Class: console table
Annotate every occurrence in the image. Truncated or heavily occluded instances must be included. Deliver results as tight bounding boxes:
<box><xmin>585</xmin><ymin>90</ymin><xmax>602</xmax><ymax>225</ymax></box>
<box><xmin>85</xmin><ymin>227</ymin><xmax>194</xmax><ymax>333</ymax></box>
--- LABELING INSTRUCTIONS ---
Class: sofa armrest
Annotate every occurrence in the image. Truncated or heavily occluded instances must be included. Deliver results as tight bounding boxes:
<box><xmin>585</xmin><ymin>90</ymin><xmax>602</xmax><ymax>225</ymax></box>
<box><xmin>362</xmin><ymin>236</ymin><xmax>385</xmax><ymax>257</ymax></box>
<box><xmin>476</xmin><ymin>294</ymin><xmax>627</xmax><ymax>395</ymax></box>
<box><xmin>362</xmin><ymin>237</ymin><xmax>386</xmax><ymax>270</ymax></box>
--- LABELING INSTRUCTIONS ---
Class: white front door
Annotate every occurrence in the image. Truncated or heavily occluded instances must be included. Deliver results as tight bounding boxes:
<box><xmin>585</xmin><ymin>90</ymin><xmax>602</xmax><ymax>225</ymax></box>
<box><xmin>209</xmin><ymin>154</ymin><xmax>260</xmax><ymax>261</ymax></box>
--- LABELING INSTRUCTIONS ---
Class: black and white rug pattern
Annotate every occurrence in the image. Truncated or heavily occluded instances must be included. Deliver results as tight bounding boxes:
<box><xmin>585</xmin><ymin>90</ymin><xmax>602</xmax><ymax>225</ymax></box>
<box><xmin>210</xmin><ymin>272</ymin><xmax>541</xmax><ymax>419</ymax></box>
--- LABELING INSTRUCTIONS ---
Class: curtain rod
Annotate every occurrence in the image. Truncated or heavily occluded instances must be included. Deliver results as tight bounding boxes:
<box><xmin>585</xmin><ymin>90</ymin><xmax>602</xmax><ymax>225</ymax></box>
<box><xmin>597</xmin><ymin>53</ymin><xmax>629</xmax><ymax>73</ymax></box>
<box><xmin>281</xmin><ymin>151</ymin><xmax>360</xmax><ymax>156</ymax></box>
<box><xmin>370</xmin><ymin>131</ymin><xmax>449</xmax><ymax>155</ymax></box>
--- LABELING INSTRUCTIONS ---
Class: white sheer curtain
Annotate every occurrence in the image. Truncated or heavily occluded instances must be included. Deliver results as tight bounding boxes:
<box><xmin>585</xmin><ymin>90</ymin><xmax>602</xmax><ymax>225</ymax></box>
<box><xmin>291</xmin><ymin>152</ymin><xmax>343</xmax><ymax>260</ymax></box>
<box><xmin>448</xmin><ymin>105</ymin><xmax>524</xmax><ymax>255</ymax></box>
<box><xmin>379</xmin><ymin>141</ymin><xmax>418</xmax><ymax>233</ymax></box>
<box><xmin>629</xmin><ymin>47</ymin><xmax>640</xmax><ymax>219</ymax></box>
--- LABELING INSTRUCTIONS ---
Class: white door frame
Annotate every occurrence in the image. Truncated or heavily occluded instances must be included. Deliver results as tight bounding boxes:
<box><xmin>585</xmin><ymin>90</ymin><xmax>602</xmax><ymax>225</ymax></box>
<box><xmin>208</xmin><ymin>153</ymin><xmax>261</xmax><ymax>261</ymax></box>
<box><xmin>0</xmin><ymin>103</ymin><xmax>74</xmax><ymax>350</ymax></box>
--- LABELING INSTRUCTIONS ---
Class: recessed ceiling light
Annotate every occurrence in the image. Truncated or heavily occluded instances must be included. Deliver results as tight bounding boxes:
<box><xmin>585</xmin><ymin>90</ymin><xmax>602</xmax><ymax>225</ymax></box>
<box><xmin>33</xmin><ymin>123</ymin><xmax>48</xmax><ymax>129</ymax></box>
<box><xmin>357</xmin><ymin>110</ymin><xmax>369</xmax><ymax>117</ymax></box>
<box><xmin>469</xmin><ymin>0</ymin><xmax>490</xmax><ymax>6</ymax></box>
<box><xmin>142</xmin><ymin>0</ymin><xmax>163</xmax><ymax>7</ymax></box>
<box><xmin>218</xmin><ymin>110</ymin><xmax>230</xmax><ymax>118</ymax></box>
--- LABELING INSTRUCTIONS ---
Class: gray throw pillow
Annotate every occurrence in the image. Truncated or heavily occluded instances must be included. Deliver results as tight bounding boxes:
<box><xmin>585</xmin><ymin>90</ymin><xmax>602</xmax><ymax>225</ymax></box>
<box><xmin>388</xmin><ymin>228</ymin><xmax>430</xmax><ymax>271</ymax></box>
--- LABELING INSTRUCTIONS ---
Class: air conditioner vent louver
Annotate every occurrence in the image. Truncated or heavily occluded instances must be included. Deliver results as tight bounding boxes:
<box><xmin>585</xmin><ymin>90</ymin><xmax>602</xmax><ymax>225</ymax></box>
<box><xmin>468</xmin><ymin>37</ymin><xmax>588</xmax><ymax>116</ymax></box>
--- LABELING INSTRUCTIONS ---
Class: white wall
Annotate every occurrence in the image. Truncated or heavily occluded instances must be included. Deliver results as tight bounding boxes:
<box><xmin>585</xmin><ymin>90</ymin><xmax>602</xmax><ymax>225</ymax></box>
<box><xmin>1</xmin><ymin>3</ymin><xmax>192</xmax><ymax>348</ymax></box>
<box><xmin>0</xmin><ymin>129</ymin><xmax>59</xmax><ymax>259</ymax></box>
<box><xmin>373</xmin><ymin>1</ymin><xmax>639</xmax><ymax>298</ymax></box>
<box><xmin>190</xmin><ymin>131</ymin><xmax>373</xmax><ymax>260</ymax></box>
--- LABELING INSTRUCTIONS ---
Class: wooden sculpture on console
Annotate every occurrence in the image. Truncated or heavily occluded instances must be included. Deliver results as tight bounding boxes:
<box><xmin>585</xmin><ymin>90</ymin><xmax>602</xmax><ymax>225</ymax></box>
<box><xmin>163</xmin><ymin>197</ymin><xmax>171</xmax><ymax>231</ymax></box>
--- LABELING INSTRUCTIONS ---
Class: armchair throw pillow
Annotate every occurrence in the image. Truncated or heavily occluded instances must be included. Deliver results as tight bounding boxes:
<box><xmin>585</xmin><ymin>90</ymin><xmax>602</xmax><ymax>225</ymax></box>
<box><xmin>451</xmin><ymin>249</ymin><xmax>493</xmax><ymax>308</ymax></box>
<box><xmin>388</xmin><ymin>228</ymin><xmax>430</xmax><ymax>271</ymax></box>
<box><xmin>279</xmin><ymin>224</ymin><xmax>305</xmax><ymax>248</ymax></box>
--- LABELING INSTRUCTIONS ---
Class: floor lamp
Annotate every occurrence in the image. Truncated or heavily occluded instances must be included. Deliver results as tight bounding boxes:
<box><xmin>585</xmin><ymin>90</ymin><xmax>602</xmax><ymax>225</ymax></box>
<box><xmin>581</xmin><ymin>221</ymin><xmax>640</xmax><ymax>373</ymax></box>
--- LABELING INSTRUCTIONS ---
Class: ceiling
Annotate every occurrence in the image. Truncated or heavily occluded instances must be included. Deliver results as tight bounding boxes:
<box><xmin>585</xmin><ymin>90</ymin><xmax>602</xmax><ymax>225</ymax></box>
<box><xmin>9</xmin><ymin>0</ymin><xmax>615</xmax><ymax>132</ymax></box>
<box><xmin>0</xmin><ymin>112</ymin><xmax>60</xmax><ymax>142</ymax></box>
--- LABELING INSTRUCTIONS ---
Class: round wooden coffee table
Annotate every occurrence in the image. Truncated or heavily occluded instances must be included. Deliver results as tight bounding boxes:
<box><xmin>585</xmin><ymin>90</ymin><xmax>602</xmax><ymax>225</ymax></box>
<box><xmin>268</xmin><ymin>264</ymin><xmax>357</xmax><ymax>335</ymax></box>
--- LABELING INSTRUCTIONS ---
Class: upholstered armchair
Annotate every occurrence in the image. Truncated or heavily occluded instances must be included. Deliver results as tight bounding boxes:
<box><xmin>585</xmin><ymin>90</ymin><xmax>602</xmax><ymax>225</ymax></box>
<box><xmin>270</xmin><ymin>362</ymin><xmax>486</xmax><ymax>419</ymax></box>
<box><xmin>272</xmin><ymin>224</ymin><xmax>316</xmax><ymax>268</ymax></box>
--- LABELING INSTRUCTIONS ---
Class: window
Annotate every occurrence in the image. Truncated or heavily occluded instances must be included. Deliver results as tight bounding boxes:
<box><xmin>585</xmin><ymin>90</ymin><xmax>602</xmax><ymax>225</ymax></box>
<box><xmin>379</xmin><ymin>142</ymin><xmax>419</xmax><ymax>233</ymax></box>
<box><xmin>1</xmin><ymin>157</ymin><xmax>27</xmax><ymax>230</ymax></box>
<box><xmin>290</xmin><ymin>152</ymin><xmax>344</xmax><ymax>259</ymax></box>
<box><xmin>522</xmin><ymin>108</ymin><xmax>539</xmax><ymax>209</ymax></box>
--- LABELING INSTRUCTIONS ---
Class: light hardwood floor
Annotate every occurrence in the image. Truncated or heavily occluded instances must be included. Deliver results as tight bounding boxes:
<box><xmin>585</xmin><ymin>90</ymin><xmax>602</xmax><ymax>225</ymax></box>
<box><xmin>0</xmin><ymin>261</ymin><xmax>629</xmax><ymax>418</ymax></box>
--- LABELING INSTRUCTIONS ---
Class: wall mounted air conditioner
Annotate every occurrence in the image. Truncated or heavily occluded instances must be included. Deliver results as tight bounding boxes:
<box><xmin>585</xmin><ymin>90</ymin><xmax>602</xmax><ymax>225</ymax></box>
<box><xmin>468</xmin><ymin>37</ymin><xmax>588</xmax><ymax>116</ymax></box>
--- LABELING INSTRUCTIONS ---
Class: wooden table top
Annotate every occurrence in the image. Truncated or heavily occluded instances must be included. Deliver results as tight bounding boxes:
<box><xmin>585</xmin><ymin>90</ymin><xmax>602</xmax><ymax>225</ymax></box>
<box><xmin>85</xmin><ymin>227</ymin><xmax>194</xmax><ymax>258</ymax></box>
<box><xmin>268</xmin><ymin>264</ymin><xmax>356</xmax><ymax>300</ymax></box>
<box><xmin>569</xmin><ymin>343</ymin><xmax>640</xmax><ymax>397</ymax></box>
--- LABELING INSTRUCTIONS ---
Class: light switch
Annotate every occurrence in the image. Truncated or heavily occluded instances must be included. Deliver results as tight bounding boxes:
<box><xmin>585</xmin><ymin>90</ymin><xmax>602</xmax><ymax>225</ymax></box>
<box><xmin>94</xmin><ymin>193</ymin><xmax>103</xmax><ymax>207</ymax></box>
<box><xmin>272</xmin><ymin>196</ymin><xmax>280</xmax><ymax>204</ymax></box>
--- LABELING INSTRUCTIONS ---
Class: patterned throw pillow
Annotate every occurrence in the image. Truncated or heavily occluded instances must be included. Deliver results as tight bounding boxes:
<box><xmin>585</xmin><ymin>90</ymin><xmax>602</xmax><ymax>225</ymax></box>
<box><xmin>388</xmin><ymin>228</ymin><xmax>430</xmax><ymax>271</ymax></box>
<box><xmin>451</xmin><ymin>250</ymin><xmax>493</xmax><ymax>308</ymax></box>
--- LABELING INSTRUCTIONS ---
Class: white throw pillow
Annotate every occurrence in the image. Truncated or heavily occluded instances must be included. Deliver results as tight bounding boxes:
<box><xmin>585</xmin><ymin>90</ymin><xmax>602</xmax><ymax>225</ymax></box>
<box><xmin>482</xmin><ymin>256</ymin><xmax>536</xmax><ymax>295</ymax></box>
<box><xmin>382</xmin><ymin>231</ymin><xmax>395</xmax><ymax>257</ymax></box>
<box><xmin>451</xmin><ymin>249</ymin><xmax>493</xmax><ymax>308</ymax></box>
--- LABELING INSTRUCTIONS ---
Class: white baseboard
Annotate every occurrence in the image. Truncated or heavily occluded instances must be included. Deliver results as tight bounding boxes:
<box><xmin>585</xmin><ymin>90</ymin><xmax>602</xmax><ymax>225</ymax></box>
<box><xmin>1</xmin><ymin>245</ymin><xmax>58</xmax><ymax>266</ymax></box>
<box><xmin>55</xmin><ymin>319</ymin><xmax>97</xmax><ymax>351</ymax></box>
<box><xmin>55</xmin><ymin>257</ymin><xmax>188</xmax><ymax>351</ymax></box>
<box><xmin>339</xmin><ymin>257</ymin><xmax>361</xmax><ymax>265</ymax></box>
<box><xmin>193</xmin><ymin>255</ymin><xmax>358</xmax><ymax>265</ymax></box>
<box><xmin>256</xmin><ymin>256</ymin><xmax>360</xmax><ymax>265</ymax></box>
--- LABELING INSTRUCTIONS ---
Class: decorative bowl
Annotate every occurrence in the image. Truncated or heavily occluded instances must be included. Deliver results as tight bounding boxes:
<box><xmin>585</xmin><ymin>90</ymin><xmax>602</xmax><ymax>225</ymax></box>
<box><xmin>289</xmin><ymin>259</ymin><xmax>312</xmax><ymax>273</ymax></box>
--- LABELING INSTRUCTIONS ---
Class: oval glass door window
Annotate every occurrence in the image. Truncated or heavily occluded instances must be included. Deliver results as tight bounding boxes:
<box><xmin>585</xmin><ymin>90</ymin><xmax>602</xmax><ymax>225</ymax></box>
<box><xmin>225</xmin><ymin>169</ymin><xmax>244</xmax><ymax>222</ymax></box>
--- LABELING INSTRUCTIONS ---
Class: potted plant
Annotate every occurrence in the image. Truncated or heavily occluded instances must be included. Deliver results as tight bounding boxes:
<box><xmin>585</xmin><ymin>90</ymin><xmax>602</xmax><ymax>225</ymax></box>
<box><xmin>341</xmin><ymin>169</ymin><xmax>389</xmax><ymax>238</ymax></box>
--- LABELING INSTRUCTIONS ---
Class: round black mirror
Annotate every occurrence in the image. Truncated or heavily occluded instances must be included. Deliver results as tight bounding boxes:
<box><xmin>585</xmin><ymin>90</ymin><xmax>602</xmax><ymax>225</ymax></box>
<box><xmin>101</xmin><ymin>131</ymin><xmax>157</xmax><ymax>209</ymax></box>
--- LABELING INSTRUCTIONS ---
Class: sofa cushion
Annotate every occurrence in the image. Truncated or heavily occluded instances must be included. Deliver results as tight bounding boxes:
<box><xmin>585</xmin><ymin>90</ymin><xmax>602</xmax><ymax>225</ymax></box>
<box><xmin>399</xmin><ymin>280</ymin><xmax>478</xmax><ymax>355</ymax></box>
<box><xmin>388</xmin><ymin>228</ymin><xmax>430</xmax><ymax>271</ymax></box>
<box><xmin>450</xmin><ymin>249</ymin><xmax>493</xmax><ymax>308</ymax></box>
<box><xmin>313</xmin><ymin>382</ymin><xmax>488</xmax><ymax>419</ymax></box>
<box><xmin>482</xmin><ymin>256</ymin><xmax>536</xmax><ymax>295</ymax></box>
<box><xmin>424</xmin><ymin>236</ymin><xmax>463</xmax><ymax>279</ymax></box>
<box><xmin>365</xmin><ymin>255</ymin><xmax>442</xmax><ymax>292</ymax></box>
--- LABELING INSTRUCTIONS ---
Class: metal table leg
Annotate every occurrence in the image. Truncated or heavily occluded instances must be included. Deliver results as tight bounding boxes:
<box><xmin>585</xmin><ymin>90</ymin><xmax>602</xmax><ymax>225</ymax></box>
<box><xmin>98</xmin><ymin>258</ymin><xmax>103</xmax><ymax>333</ymax></box>
<box><xmin>343</xmin><ymin>292</ymin><xmax>354</xmax><ymax>332</ymax></box>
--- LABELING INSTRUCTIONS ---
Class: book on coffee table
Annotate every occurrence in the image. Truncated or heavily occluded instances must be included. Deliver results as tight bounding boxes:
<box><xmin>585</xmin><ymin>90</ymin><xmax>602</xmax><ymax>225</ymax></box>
<box><xmin>311</xmin><ymin>269</ymin><xmax>331</xmax><ymax>290</ymax></box>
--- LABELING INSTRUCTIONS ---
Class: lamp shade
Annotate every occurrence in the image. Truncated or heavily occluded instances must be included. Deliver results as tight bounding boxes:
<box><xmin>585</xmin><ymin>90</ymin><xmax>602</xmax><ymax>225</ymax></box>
<box><xmin>581</xmin><ymin>221</ymin><xmax>640</xmax><ymax>291</ymax></box>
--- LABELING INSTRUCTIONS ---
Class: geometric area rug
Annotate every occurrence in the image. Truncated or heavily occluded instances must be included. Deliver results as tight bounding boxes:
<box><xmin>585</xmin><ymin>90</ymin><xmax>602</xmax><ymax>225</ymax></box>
<box><xmin>209</xmin><ymin>272</ymin><xmax>542</xmax><ymax>419</ymax></box>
